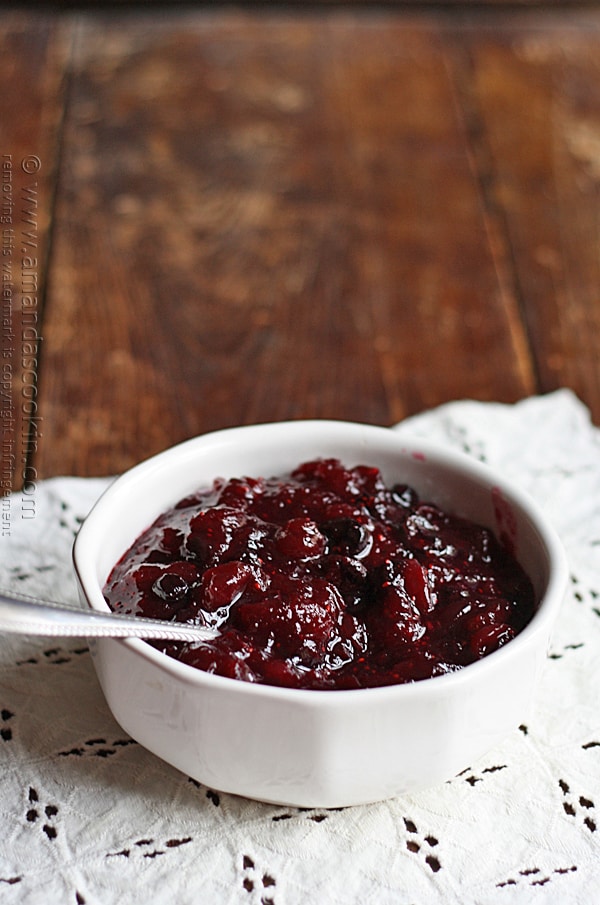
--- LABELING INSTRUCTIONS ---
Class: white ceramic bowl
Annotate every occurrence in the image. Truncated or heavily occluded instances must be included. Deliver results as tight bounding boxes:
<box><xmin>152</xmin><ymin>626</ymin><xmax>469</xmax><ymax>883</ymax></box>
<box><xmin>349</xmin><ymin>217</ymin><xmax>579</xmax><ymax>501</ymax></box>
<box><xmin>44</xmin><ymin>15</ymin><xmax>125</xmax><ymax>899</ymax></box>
<box><xmin>73</xmin><ymin>420</ymin><xmax>568</xmax><ymax>808</ymax></box>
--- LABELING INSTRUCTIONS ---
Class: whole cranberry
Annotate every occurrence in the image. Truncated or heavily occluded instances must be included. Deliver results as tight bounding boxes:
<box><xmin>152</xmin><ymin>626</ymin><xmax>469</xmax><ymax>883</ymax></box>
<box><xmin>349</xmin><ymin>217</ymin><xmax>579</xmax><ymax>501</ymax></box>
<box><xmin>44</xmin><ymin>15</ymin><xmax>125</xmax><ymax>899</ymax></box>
<box><xmin>185</xmin><ymin>507</ymin><xmax>247</xmax><ymax>565</ymax></box>
<box><xmin>200</xmin><ymin>561</ymin><xmax>255</xmax><ymax>610</ymax></box>
<box><xmin>275</xmin><ymin>518</ymin><xmax>327</xmax><ymax>560</ymax></box>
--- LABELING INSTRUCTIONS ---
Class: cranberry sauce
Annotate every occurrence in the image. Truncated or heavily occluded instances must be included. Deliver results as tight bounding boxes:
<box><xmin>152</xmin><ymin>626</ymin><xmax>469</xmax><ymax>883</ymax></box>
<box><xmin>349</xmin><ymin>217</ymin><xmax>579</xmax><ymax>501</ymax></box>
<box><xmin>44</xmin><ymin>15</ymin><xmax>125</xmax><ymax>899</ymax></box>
<box><xmin>103</xmin><ymin>458</ymin><xmax>535</xmax><ymax>690</ymax></box>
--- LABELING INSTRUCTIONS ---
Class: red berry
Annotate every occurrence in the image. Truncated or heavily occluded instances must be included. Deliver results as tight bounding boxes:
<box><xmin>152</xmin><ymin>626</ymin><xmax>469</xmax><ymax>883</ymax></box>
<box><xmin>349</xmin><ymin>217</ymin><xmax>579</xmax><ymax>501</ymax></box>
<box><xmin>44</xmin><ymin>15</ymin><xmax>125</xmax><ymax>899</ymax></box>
<box><xmin>368</xmin><ymin>586</ymin><xmax>425</xmax><ymax>655</ymax></box>
<box><xmin>185</xmin><ymin>507</ymin><xmax>247</xmax><ymax>564</ymax></box>
<box><xmin>200</xmin><ymin>561</ymin><xmax>254</xmax><ymax>610</ymax></box>
<box><xmin>259</xmin><ymin>657</ymin><xmax>308</xmax><ymax>689</ymax></box>
<box><xmin>402</xmin><ymin>558</ymin><xmax>435</xmax><ymax>616</ymax></box>
<box><xmin>133</xmin><ymin>564</ymin><xmax>164</xmax><ymax>593</ymax></box>
<box><xmin>180</xmin><ymin>631</ymin><xmax>257</xmax><ymax>682</ymax></box>
<box><xmin>469</xmin><ymin>623</ymin><xmax>515</xmax><ymax>658</ymax></box>
<box><xmin>234</xmin><ymin>580</ymin><xmax>341</xmax><ymax>662</ymax></box>
<box><xmin>275</xmin><ymin>518</ymin><xmax>326</xmax><ymax>559</ymax></box>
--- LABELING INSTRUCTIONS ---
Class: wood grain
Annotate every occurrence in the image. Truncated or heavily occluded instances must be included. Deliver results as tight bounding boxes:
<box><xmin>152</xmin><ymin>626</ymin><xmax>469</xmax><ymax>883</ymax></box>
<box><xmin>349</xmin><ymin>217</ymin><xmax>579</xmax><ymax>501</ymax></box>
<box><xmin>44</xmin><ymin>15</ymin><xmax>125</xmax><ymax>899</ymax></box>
<box><xmin>456</xmin><ymin>16</ymin><xmax>600</xmax><ymax>416</ymax></box>
<box><xmin>0</xmin><ymin>14</ymin><xmax>70</xmax><ymax>496</ymax></box>
<box><xmin>3</xmin><ymin>8</ymin><xmax>600</xmax><ymax>488</ymax></box>
<box><xmin>36</xmin><ymin>11</ymin><xmax>536</xmax><ymax>481</ymax></box>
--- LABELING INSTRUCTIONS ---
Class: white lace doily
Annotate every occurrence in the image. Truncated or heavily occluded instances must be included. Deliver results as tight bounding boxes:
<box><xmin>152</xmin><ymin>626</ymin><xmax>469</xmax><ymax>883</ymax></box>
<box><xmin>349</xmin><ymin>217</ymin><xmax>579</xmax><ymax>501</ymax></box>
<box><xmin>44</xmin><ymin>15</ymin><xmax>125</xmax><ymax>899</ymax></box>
<box><xmin>1</xmin><ymin>390</ymin><xmax>599</xmax><ymax>904</ymax></box>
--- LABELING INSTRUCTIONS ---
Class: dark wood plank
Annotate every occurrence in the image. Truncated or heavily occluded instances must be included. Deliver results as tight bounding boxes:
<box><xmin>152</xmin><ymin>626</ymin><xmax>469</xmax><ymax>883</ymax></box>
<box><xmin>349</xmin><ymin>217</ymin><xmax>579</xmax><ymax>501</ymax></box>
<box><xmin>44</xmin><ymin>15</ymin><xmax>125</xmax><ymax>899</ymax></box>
<box><xmin>453</xmin><ymin>12</ymin><xmax>600</xmax><ymax>421</ymax></box>
<box><xmin>0</xmin><ymin>14</ymin><xmax>70</xmax><ymax>495</ymax></box>
<box><xmin>36</xmin><ymin>10</ymin><xmax>536</xmax><ymax>480</ymax></box>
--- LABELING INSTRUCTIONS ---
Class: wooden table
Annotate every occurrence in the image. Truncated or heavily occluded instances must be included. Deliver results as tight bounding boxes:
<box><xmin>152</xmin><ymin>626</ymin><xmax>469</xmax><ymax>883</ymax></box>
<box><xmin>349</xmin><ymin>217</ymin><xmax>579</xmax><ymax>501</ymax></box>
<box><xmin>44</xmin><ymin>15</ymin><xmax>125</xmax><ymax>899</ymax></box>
<box><xmin>2</xmin><ymin>3</ymin><xmax>600</xmax><ymax>493</ymax></box>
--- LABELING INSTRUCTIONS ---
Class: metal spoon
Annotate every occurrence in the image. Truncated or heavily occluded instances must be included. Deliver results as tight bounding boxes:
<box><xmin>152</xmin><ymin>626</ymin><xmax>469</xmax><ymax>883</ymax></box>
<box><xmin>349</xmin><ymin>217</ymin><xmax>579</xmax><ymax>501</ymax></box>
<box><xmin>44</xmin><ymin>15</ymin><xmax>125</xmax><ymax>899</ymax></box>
<box><xmin>0</xmin><ymin>588</ymin><xmax>218</xmax><ymax>643</ymax></box>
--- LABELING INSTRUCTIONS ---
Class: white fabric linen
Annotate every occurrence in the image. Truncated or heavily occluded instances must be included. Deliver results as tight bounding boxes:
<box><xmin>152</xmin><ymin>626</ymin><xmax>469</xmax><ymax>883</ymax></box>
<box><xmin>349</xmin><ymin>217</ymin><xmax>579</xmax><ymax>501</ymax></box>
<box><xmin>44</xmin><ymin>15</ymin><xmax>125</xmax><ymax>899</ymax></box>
<box><xmin>0</xmin><ymin>389</ymin><xmax>598</xmax><ymax>903</ymax></box>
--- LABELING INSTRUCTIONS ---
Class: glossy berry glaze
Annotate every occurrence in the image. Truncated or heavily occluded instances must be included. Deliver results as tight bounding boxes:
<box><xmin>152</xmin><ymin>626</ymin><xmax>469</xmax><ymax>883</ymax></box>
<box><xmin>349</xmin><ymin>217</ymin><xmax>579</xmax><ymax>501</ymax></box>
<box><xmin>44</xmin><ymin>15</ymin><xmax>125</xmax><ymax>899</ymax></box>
<box><xmin>104</xmin><ymin>458</ymin><xmax>536</xmax><ymax>690</ymax></box>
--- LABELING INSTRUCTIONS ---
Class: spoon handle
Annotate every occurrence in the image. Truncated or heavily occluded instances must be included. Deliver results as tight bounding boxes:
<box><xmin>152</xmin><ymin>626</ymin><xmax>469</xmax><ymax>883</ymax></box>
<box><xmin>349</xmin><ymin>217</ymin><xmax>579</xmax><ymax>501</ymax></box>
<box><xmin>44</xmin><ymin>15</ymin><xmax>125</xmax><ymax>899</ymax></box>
<box><xmin>0</xmin><ymin>589</ymin><xmax>217</xmax><ymax>643</ymax></box>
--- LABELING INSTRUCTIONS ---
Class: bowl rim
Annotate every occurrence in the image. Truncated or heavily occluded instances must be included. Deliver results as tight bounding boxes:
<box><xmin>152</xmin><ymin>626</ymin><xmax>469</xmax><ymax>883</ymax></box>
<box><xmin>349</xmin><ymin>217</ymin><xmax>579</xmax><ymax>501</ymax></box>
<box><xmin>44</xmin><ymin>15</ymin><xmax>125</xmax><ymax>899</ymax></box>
<box><xmin>73</xmin><ymin>418</ymin><xmax>569</xmax><ymax>703</ymax></box>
